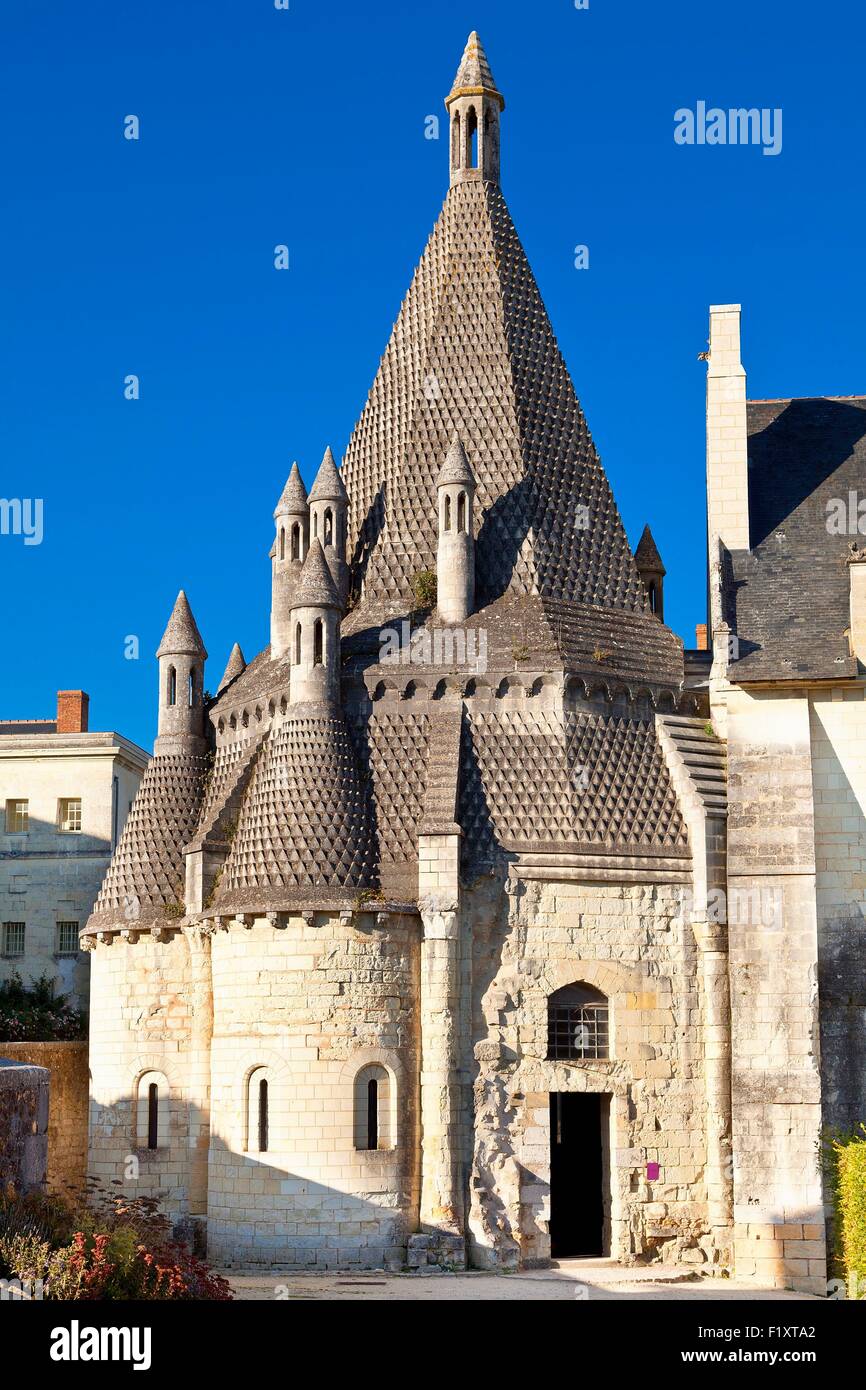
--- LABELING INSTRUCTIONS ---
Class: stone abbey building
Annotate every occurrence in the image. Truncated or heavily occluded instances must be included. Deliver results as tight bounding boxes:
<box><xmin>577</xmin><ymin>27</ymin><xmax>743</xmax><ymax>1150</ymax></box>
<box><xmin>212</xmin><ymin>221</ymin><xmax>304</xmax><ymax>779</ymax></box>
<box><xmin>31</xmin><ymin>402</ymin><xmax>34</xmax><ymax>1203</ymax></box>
<box><xmin>84</xmin><ymin>35</ymin><xmax>866</xmax><ymax>1294</ymax></box>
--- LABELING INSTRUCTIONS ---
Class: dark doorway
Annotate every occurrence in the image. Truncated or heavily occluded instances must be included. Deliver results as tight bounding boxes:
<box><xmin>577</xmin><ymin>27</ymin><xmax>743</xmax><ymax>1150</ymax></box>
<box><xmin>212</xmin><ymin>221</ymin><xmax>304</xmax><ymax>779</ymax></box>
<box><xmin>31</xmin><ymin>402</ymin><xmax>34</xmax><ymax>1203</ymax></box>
<box><xmin>549</xmin><ymin>1093</ymin><xmax>606</xmax><ymax>1258</ymax></box>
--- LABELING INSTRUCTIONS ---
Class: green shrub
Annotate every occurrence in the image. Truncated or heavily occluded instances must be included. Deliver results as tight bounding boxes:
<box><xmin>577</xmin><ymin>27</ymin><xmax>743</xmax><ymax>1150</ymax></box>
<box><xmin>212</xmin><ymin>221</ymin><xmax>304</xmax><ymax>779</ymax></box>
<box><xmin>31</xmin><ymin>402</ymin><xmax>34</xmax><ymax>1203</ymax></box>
<box><xmin>0</xmin><ymin>973</ymin><xmax>87</xmax><ymax>1042</ymax></box>
<box><xmin>832</xmin><ymin>1125</ymin><xmax>866</xmax><ymax>1290</ymax></box>
<box><xmin>412</xmin><ymin>568</ymin><xmax>437</xmax><ymax>610</ymax></box>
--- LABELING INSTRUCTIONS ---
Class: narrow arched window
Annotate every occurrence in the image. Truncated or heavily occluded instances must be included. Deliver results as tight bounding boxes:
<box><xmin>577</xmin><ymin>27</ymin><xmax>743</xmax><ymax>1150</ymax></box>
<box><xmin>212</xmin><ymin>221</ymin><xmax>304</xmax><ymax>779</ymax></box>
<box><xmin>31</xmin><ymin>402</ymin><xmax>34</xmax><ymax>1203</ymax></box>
<box><xmin>279</xmin><ymin>527</ymin><xmax>286</xmax><ymax>560</ymax></box>
<box><xmin>313</xmin><ymin>619</ymin><xmax>324</xmax><ymax>666</ymax></box>
<box><xmin>147</xmin><ymin>1083</ymin><xmax>158</xmax><ymax>1150</ymax></box>
<box><xmin>188</xmin><ymin>670</ymin><xmax>195</xmax><ymax>707</ymax></box>
<box><xmin>444</xmin><ymin>494</ymin><xmax>452</xmax><ymax>531</ymax></box>
<box><xmin>467</xmin><ymin>106</ymin><xmax>478</xmax><ymax>168</ymax></box>
<box><xmin>246</xmin><ymin>1068</ymin><xmax>271</xmax><ymax>1153</ymax></box>
<box><xmin>291</xmin><ymin>523</ymin><xmax>300</xmax><ymax>561</ymax></box>
<box><xmin>294</xmin><ymin>622</ymin><xmax>302</xmax><ymax>665</ymax></box>
<box><xmin>258</xmin><ymin>1077</ymin><xmax>269</xmax><ymax>1153</ymax></box>
<box><xmin>167</xmin><ymin>667</ymin><xmax>177</xmax><ymax>706</ymax></box>
<box><xmin>367</xmin><ymin>1079</ymin><xmax>378</xmax><ymax>1150</ymax></box>
<box><xmin>451</xmin><ymin>110</ymin><xmax>461</xmax><ymax>169</ymax></box>
<box><xmin>324</xmin><ymin>508</ymin><xmax>333</xmax><ymax>546</ymax></box>
<box><xmin>547</xmin><ymin>984</ymin><xmax>609</xmax><ymax>1060</ymax></box>
<box><xmin>354</xmin><ymin>1064</ymin><xmax>392</xmax><ymax>1150</ymax></box>
<box><xmin>136</xmin><ymin>1071</ymin><xmax>168</xmax><ymax>1150</ymax></box>
<box><xmin>648</xmin><ymin>580</ymin><xmax>657</xmax><ymax>613</ymax></box>
<box><xmin>457</xmin><ymin>491</ymin><xmax>467</xmax><ymax>533</ymax></box>
<box><xmin>312</xmin><ymin>510</ymin><xmax>318</xmax><ymax>539</ymax></box>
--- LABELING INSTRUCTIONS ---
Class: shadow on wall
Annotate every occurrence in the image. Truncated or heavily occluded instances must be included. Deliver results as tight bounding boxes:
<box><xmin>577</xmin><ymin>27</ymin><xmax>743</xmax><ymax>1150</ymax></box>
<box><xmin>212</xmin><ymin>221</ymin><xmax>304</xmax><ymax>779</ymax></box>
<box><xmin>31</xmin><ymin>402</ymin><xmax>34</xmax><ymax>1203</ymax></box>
<box><xmin>88</xmin><ymin>1091</ymin><xmax>419</xmax><ymax>1271</ymax></box>
<box><xmin>810</xmin><ymin>718</ymin><xmax>866</xmax><ymax>1134</ymax></box>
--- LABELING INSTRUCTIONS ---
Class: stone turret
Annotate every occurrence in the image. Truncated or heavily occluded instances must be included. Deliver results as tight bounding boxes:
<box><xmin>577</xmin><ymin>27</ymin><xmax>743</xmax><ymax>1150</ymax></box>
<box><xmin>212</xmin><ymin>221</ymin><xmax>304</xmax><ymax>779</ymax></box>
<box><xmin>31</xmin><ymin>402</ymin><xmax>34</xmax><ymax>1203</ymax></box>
<box><xmin>635</xmin><ymin>524</ymin><xmax>666</xmax><ymax>621</ymax></box>
<box><xmin>271</xmin><ymin>462</ymin><xmax>309</xmax><ymax>659</ymax></box>
<box><xmin>446</xmin><ymin>31</ymin><xmax>504</xmax><ymax>188</ymax></box>
<box><xmin>308</xmin><ymin>446</ymin><xmax>349</xmax><ymax>607</ymax></box>
<box><xmin>436</xmin><ymin>437</ymin><xmax>476</xmax><ymax>623</ymax></box>
<box><xmin>289</xmin><ymin>540</ymin><xmax>342</xmax><ymax>706</ymax></box>
<box><xmin>218</xmin><ymin>642</ymin><xmax>246</xmax><ymax>692</ymax></box>
<box><xmin>155</xmin><ymin>590</ymin><xmax>208</xmax><ymax>752</ymax></box>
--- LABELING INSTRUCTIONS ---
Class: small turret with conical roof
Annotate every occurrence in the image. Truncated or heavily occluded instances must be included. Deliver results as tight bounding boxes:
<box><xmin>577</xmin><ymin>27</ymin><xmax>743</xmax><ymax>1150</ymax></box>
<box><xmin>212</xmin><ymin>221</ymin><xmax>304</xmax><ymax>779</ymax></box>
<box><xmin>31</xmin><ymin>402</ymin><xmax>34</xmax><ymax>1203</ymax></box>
<box><xmin>437</xmin><ymin>436</ymin><xmax>476</xmax><ymax>623</ymax></box>
<box><xmin>635</xmin><ymin>524</ymin><xmax>666</xmax><ymax>620</ymax></box>
<box><xmin>288</xmin><ymin>539</ymin><xmax>342</xmax><ymax>706</ymax></box>
<box><xmin>271</xmin><ymin>462</ymin><xmax>309</xmax><ymax>659</ymax></box>
<box><xmin>446</xmin><ymin>31</ymin><xmax>504</xmax><ymax>188</ymax></box>
<box><xmin>218</xmin><ymin>642</ymin><xmax>246</xmax><ymax>692</ymax></box>
<box><xmin>308</xmin><ymin>446</ymin><xmax>349</xmax><ymax>606</ymax></box>
<box><xmin>155</xmin><ymin>590</ymin><xmax>208</xmax><ymax>751</ymax></box>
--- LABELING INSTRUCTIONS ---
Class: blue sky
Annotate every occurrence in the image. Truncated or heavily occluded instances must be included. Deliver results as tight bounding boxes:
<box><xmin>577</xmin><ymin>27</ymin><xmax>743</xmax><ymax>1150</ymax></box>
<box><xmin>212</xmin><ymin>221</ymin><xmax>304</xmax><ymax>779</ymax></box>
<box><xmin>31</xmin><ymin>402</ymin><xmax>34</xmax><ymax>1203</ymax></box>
<box><xmin>3</xmin><ymin>0</ymin><xmax>865</xmax><ymax>750</ymax></box>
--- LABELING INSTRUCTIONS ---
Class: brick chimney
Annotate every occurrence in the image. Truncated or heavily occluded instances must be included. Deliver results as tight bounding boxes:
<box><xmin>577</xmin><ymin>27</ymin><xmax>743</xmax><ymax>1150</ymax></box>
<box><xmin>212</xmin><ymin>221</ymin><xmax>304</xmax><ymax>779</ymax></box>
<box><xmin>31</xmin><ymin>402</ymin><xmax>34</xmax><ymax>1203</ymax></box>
<box><xmin>695</xmin><ymin>623</ymin><xmax>709</xmax><ymax>651</ymax></box>
<box><xmin>57</xmin><ymin>690</ymin><xmax>89</xmax><ymax>734</ymax></box>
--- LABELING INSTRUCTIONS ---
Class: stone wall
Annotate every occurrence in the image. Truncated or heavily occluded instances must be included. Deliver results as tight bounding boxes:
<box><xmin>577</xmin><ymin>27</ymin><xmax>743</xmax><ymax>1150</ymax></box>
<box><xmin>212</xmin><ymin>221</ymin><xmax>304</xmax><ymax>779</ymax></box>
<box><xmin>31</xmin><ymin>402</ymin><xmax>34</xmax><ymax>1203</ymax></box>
<box><xmin>0</xmin><ymin>1057</ymin><xmax>48</xmax><ymax>1193</ymax></box>
<box><xmin>465</xmin><ymin>875</ymin><xmax>721</xmax><ymax>1271</ymax></box>
<box><xmin>0</xmin><ymin>1042</ymin><xmax>88</xmax><ymax>1196</ymax></box>
<box><xmin>207</xmin><ymin>913</ymin><xmax>421</xmax><ymax>1268</ymax></box>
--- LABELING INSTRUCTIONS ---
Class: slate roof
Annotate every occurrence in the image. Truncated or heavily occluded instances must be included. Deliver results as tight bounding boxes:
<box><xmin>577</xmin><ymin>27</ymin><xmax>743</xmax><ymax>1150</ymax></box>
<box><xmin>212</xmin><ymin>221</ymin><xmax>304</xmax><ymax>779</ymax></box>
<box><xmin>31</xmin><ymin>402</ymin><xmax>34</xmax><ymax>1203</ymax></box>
<box><xmin>726</xmin><ymin>397</ymin><xmax>865</xmax><ymax>681</ymax></box>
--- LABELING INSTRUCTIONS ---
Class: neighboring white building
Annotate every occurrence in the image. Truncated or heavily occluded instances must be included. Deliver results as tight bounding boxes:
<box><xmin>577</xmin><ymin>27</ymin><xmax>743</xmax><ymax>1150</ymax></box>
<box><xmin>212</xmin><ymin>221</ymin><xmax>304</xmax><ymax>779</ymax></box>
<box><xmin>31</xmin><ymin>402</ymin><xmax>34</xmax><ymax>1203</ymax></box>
<box><xmin>0</xmin><ymin>691</ymin><xmax>148</xmax><ymax>1010</ymax></box>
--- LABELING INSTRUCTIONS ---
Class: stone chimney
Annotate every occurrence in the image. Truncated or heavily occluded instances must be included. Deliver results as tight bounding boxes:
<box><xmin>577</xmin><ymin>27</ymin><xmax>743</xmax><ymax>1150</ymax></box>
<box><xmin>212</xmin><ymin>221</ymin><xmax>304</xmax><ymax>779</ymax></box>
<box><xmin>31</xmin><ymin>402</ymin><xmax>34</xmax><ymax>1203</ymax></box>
<box><xmin>706</xmin><ymin>304</ymin><xmax>750</xmax><ymax>555</ymax></box>
<box><xmin>848</xmin><ymin>545</ymin><xmax>866</xmax><ymax>668</ymax></box>
<box><xmin>56</xmin><ymin>690</ymin><xmax>89</xmax><ymax>734</ymax></box>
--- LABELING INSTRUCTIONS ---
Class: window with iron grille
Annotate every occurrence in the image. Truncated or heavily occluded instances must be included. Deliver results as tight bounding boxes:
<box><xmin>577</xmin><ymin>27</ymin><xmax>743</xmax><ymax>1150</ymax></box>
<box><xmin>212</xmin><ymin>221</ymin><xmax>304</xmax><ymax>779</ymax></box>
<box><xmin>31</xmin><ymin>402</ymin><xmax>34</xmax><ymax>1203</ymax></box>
<box><xmin>58</xmin><ymin>798</ymin><xmax>82</xmax><ymax>832</ymax></box>
<box><xmin>2</xmin><ymin>922</ymin><xmax>26</xmax><ymax>958</ymax></box>
<box><xmin>56</xmin><ymin>921</ymin><xmax>79</xmax><ymax>956</ymax></box>
<box><xmin>5</xmin><ymin>800</ymin><xmax>29</xmax><ymax>834</ymax></box>
<box><xmin>547</xmin><ymin>983</ymin><xmax>609</xmax><ymax>1060</ymax></box>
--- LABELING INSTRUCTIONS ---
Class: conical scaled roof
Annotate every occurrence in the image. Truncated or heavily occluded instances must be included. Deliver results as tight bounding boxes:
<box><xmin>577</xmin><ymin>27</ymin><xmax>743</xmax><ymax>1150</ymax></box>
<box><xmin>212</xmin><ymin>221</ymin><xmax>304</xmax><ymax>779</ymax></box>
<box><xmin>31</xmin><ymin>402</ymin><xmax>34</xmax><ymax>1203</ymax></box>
<box><xmin>341</xmin><ymin>179</ymin><xmax>648</xmax><ymax>617</ymax></box>
<box><xmin>274</xmin><ymin>462</ymin><xmax>308</xmax><ymax>516</ymax></box>
<box><xmin>446</xmin><ymin>31</ymin><xmax>504</xmax><ymax>110</ymax></box>
<box><xmin>437</xmin><ymin>436</ymin><xmax>475</xmax><ymax>488</ymax></box>
<box><xmin>292</xmin><ymin>539</ymin><xmax>341</xmax><ymax>609</ymax></box>
<box><xmin>156</xmin><ymin>591</ymin><xmax>207</xmax><ymax>659</ymax></box>
<box><xmin>308</xmin><ymin>446</ymin><xmax>348</xmax><ymax>503</ymax></box>
<box><xmin>218</xmin><ymin>642</ymin><xmax>246</xmax><ymax>691</ymax></box>
<box><xmin>634</xmin><ymin>524</ymin><xmax>666</xmax><ymax>575</ymax></box>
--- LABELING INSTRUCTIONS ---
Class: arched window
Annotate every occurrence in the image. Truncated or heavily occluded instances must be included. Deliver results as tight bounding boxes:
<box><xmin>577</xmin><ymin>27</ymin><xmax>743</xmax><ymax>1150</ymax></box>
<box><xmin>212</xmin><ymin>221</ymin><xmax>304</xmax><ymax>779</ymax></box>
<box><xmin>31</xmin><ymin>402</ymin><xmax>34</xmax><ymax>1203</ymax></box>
<box><xmin>313</xmin><ymin>618</ymin><xmax>324</xmax><ymax>667</ymax></box>
<box><xmin>312</xmin><ymin>510</ymin><xmax>318</xmax><ymax>539</ymax></box>
<box><xmin>167</xmin><ymin>667</ymin><xmax>177</xmax><ymax>707</ymax></box>
<box><xmin>136</xmin><ymin>1071</ymin><xmax>168</xmax><ymax>1149</ymax></box>
<box><xmin>467</xmin><ymin>106</ymin><xmax>478</xmax><ymax>168</ymax></box>
<box><xmin>324</xmin><ymin>508</ymin><xmax>333</xmax><ymax>547</ymax></box>
<box><xmin>294</xmin><ymin>622</ymin><xmax>302</xmax><ymax>666</ymax></box>
<box><xmin>457</xmin><ymin>491</ymin><xmax>467</xmax><ymax>533</ymax></box>
<box><xmin>354</xmin><ymin>1064</ymin><xmax>392</xmax><ymax>1150</ymax></box>
<box><xmin>547</xmin><ymin>984</ymin><xmax>609</xmax><ymax>1060</ymax></box>
<box><xmin>444</xmin><ymin>494</ymin><xmax>452</xmax><ymax>532</ymax></box>
<box><xmin>279</xmin><ymin>527</ymin><xmax>286</xmax><ymax>561</ymax></box>
<box><xmin>188</xmin><ymin>670</ymin><xmax>195</xmax><ymax>708</ymax></box>
<box><xmin>246</xmin><ymin>1068</ymin><xmax>270</xmax><ymax>1153</ymax></box>
<box><xmin>647</xmin><ymin>580</ymin><xmax>657</xmax><ymax>613</ymax></box>
<box><xmin>451</xmin><ymin>110</ymin><xmax>461</xmax><ymax>169</ymax></box>
<box><xmin>291</xmin><ymin>523</ymin><xmax>301</xmax><ymax>561</ymax></box>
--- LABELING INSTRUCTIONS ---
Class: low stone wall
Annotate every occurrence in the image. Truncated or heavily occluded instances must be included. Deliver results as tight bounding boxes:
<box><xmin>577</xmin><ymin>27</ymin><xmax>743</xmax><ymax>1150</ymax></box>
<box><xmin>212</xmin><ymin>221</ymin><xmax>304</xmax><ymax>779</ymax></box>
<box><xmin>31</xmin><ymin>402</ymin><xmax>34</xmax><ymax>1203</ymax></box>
<box><xmin>0</xmin><ymin>1042</ymin><xmax>88</xmax><ymax>1197</ymax></box>
<box><xmin>0</xmin><ymin>1058</ymin><xmax>49</xmax><ymax>1193</ymax></box>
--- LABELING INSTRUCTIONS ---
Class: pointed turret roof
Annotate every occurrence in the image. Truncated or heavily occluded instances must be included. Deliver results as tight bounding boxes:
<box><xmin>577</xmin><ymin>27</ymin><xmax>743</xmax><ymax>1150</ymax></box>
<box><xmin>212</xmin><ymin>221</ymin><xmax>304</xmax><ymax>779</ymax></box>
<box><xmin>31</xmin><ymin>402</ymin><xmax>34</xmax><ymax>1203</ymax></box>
<box><xmin>156</xmin><ymin>591</ymin><xmax>207</xmax><ymax>660</ymax></box>
<box><xmin>292</xmin><ymin>539</ymin><xmax>341</xmax><ymax>609</ymax></box>
<box><xmin>446</xmin><ymin>31</ymin><xmax>504</xmax><ymax>110</ymax></box>
<box><xmin>437</xmin><ymin>435</ymin><xmax>475</xmax><ymax>488</ymax></box>
<box><xmin>635</xmin><ymin>525</ymin><xmax>666</xmax><ymax>575</ymax></box>
<box><xmin>218</xmin><ymin>643</ymin><xmax>246</xmax><ymax>691</ymax></box>
<box><xmin>308</xmin><ymin>446</ymin><xmax>348</xmax><ymax>504</ymax></box>
<box><xmin>274</xmin><ymin>461</ymin><xmax>308</xmax><ymax>516</ymax></box>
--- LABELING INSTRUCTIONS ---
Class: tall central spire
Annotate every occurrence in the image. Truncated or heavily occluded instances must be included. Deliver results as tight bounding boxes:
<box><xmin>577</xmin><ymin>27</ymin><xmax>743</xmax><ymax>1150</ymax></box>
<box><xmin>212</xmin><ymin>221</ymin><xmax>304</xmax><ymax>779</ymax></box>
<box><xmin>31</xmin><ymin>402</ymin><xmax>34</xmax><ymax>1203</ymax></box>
<box><xmin>445</xmin><ymin>32</ymin><xmax>504</xmax><ymax>187</ymax></box>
